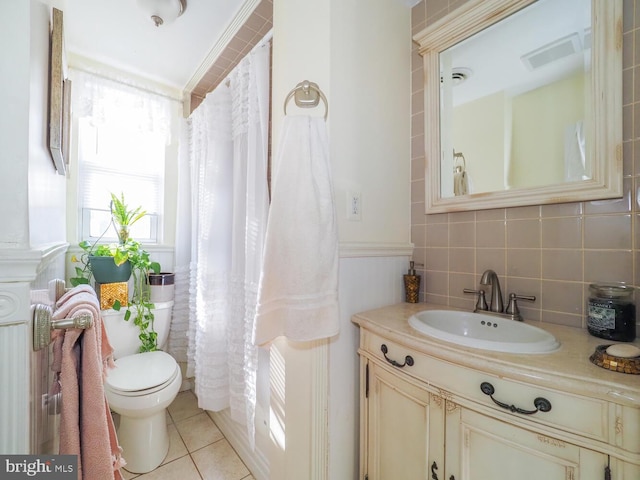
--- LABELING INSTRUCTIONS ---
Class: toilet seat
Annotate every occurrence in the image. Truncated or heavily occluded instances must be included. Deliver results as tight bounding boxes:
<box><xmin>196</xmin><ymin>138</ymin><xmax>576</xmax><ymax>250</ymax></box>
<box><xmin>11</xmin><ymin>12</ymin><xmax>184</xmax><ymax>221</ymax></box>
<box><xmin>106</xmin><ymin>351</ymin><xmax>179</xmax><ymax>397</ymax></box>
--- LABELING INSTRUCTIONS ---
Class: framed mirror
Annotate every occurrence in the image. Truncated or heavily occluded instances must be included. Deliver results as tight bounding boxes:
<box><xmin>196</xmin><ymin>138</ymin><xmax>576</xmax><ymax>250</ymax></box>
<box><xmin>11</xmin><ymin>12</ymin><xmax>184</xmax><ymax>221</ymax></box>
<box><xmin>413</xmin><ymin>0</ymin><xmax>622</xmax><ymax>213</ymax></box>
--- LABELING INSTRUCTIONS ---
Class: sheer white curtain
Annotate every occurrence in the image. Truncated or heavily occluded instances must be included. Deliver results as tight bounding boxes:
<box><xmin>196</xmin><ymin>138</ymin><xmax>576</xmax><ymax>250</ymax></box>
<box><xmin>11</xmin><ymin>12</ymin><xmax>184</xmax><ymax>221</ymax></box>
<box><xmin>174</xmin><ymin>39</ymin><xmax>270</xmax><ymax>444</ymax></box>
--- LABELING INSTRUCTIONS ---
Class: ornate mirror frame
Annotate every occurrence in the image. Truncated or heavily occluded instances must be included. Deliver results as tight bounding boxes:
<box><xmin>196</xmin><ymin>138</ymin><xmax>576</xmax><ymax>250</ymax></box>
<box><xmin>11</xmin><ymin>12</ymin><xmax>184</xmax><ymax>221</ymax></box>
<box><xmin>413</xmin><ymin>0</ymin><xmax>622</xmax><ymax>214</ymax></box>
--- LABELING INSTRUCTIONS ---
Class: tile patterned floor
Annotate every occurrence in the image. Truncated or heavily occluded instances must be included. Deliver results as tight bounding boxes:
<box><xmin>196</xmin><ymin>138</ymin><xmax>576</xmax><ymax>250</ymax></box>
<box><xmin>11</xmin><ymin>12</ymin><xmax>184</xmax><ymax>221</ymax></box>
<box><xmin>119</xmin><ymin>390</ymin><xmax>254</xmax><ymax>480</ymax></box>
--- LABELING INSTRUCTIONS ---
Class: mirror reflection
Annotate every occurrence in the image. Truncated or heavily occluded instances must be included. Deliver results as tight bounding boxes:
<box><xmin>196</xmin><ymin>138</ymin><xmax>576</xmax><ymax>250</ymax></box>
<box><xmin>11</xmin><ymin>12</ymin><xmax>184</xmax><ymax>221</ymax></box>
<box><xmin>414</xmin><ymin>0</ymin><xmax>621</xmax><ymax>213</ymax></box>
<box><xmin>439</xmin><ymin>0</ymin><xmax>591</xmax><ymax>198</ymax></box>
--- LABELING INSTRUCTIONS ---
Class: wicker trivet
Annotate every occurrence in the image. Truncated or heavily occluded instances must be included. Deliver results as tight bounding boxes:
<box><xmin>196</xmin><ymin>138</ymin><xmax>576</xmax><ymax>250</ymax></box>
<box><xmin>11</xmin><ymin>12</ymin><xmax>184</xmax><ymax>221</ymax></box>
<box><xmin>589</xmin><ymin>344</ymin><xmax>640</xmax><ymax>375</ymax></box>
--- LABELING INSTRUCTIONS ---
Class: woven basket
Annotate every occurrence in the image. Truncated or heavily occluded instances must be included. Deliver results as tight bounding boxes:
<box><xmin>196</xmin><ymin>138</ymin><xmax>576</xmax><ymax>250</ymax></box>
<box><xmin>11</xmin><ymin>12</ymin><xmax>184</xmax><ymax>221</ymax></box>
<box><xmin>589</xmin><ymin>344</ymin><xmax>640</xmax><ymax>375</ymax></box>
<box><xmin>98</xmin><ymin>282</ymin><xmax>129</xmax><ymax>310</ymax></box>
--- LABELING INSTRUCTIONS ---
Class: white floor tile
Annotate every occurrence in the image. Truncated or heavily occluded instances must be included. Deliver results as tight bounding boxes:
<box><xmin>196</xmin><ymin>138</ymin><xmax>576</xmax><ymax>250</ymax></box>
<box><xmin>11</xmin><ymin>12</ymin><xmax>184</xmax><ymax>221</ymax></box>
<box><xmin>168</xmin><ymin>390</ymin><xmax>202</xmax><ymax>422</ymax></box>
<box><xmin>175</xmin><ymin>412</ymin><xmax>225</xmax><ymax>452</ymax></box>
<box><xmin>134</xmin><ymin>455</ymin><xmax>202</xmax><ymax>480</ymax></box>
<box><xmin>191</xmin><ymin>439</ymin><xmax>250</xmax><ymax>480</ymax></box>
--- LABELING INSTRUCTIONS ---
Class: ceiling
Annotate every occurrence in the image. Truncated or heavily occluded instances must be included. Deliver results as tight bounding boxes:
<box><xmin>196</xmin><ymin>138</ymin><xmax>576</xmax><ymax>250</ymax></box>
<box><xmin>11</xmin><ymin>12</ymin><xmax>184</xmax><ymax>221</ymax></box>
<box><xmin>446</xmin><ymin>0</ymin><xmax>590</xmax><ymax>106</ymax></box>
<box><xmin>55</xmin><ymin>0</ymin><xmax>248</xmax><ymax>92</ymax></box>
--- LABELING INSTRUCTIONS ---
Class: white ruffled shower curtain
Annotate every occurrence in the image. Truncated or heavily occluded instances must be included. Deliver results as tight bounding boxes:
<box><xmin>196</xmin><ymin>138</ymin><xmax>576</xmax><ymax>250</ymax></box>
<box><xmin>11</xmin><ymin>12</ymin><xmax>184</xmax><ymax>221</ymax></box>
<box><xmin>172</xmin><ymin>39</ymin><xmax>270</xmax><ymax>444</ymax></box>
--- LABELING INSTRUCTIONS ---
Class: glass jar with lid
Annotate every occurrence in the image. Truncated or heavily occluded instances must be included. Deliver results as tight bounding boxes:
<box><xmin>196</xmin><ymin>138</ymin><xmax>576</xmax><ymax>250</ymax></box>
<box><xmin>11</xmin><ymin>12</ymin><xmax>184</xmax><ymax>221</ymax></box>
<box><xmin>587</xmin><ymin>282</ymin><xmax>636</xmax><ymax>342</ymax></box>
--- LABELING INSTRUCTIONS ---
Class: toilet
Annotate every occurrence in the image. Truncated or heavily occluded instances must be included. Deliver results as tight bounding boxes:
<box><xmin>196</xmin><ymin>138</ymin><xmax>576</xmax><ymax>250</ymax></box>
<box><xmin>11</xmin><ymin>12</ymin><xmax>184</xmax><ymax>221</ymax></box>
<box><xmin>102</xmin><ymin>300</ymin><xmax>182</xmax><ymax>474</ymax></box>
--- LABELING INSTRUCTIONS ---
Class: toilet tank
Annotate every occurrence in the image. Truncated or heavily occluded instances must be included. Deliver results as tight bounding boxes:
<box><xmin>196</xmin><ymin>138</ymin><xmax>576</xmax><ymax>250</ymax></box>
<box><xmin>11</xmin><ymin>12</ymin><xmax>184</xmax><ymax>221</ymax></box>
<box><xmin>102</xmin><ymin>300</ymin><xmax>174</xmax><ymax>359</ymax></box>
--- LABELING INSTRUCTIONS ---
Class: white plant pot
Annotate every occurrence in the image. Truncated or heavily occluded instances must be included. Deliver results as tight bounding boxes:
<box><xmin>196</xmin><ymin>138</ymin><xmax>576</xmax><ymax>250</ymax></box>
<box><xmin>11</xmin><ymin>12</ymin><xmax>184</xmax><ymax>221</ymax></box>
<box><xmin>147</xmin><ymin>272</ymin><xmax>175</xmax><ymax>303</ymax></box>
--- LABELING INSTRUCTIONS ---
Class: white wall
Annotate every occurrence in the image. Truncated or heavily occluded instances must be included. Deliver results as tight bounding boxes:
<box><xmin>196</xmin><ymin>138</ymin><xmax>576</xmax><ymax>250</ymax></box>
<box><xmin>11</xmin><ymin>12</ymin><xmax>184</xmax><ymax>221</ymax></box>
<box><xmin>270</xmin><ymin>0</ymin><xmax>412</xmax><ymax>477</ymax></box>
<box><xmin>0</xmin><ymin>0</ymin><xmax>69</xmax><ymax>453</ymax></box>
<box><xmin>0</xmin><ymin>0</ymin><xmax>67</xmax><ymax>249</ymax></box>
<box><xmin>1</xmin><ymin>1</ymin><xmax>32</xmax><ymax>247</ymax></box>
<box><xmin>28</xmin><ymin>1</ymin><xmax>67</xmax><ymax>247</ymax></box>
<box><xmin>273</xmin><ymin>0</ymin><xmax>411</xmax><ymax>245</ymax></box>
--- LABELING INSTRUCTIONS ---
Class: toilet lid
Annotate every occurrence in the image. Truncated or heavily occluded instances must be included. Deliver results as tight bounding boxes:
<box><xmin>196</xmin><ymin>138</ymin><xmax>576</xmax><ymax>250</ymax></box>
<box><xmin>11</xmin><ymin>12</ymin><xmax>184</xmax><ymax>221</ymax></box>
<box><xmin>106</xmin><ymin>351</ymin><xmax>177</xmax><ymax>392</ymax></box>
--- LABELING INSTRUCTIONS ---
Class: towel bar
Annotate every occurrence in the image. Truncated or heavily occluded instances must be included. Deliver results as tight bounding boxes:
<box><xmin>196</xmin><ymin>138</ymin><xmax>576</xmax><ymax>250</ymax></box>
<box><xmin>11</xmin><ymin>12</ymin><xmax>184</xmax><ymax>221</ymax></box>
<box><xmin>32</xmin><ymin>279</ymin><xmax>93</xmax><ymax>351</ymax></box>
<box><xmin>32</xmin><ymin>304</ymin><xmax>93</xmax><ymax>351</ymax></box>
<box><xmin>284</xmin><ymin>80</ymin><xmax>328</xmax><ymax>120</ymax></box>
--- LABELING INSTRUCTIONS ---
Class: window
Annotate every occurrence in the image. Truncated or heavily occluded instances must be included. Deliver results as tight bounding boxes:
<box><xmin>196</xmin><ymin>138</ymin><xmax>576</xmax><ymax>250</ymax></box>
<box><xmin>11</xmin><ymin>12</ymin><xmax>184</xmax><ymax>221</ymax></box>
<box><xmin>77</xmin><ymin>119</ymin><xmax>163</xmax><ymax>243</ymax></box>
<box><xmin>71</xmin><ymin>69</ymin><xmax>173</xmax><ymax>244</ymax></box>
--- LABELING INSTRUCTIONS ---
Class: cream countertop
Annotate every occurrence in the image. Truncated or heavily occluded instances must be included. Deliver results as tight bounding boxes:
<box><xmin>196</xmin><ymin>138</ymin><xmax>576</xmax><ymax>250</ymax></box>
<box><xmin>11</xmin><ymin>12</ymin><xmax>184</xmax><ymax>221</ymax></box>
<box><xmin>352</xmin><ymin>302</ymin><xmax>640</xmax><ymax>408</ymax></box>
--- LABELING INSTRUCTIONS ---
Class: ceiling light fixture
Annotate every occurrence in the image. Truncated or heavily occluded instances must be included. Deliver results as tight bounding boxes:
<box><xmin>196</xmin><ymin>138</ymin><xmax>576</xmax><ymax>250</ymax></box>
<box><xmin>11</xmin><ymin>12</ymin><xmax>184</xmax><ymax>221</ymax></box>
<box><xmin>137</xmin><ymin>0</ymin><xmax>186</xmax><ymax>27</ymax></box>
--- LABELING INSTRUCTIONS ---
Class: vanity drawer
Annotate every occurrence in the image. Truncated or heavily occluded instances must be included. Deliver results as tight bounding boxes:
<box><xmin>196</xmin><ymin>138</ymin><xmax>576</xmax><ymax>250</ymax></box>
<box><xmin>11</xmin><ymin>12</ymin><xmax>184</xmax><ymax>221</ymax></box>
<box><xmin>360</xmin><ymin>331</ymin><xmax>610</xmax><ymax>445</ymax></box>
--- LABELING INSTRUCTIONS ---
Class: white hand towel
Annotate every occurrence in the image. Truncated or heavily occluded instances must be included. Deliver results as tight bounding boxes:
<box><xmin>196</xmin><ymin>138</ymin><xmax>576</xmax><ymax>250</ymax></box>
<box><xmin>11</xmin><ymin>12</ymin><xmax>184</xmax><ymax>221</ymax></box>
<box><xmin>253</xmin><ymin>115</ymin><xmax>339</xmax><ymax>345</ymax></box>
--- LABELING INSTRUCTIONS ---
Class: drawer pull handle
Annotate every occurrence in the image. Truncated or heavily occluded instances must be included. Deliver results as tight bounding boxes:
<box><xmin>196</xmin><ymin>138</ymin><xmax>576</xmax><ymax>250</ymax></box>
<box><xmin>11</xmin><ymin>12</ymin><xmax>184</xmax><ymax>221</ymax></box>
<box><xmin>381</xmin><ymin>344</ymin><xmax>414</xmax><ymax>368</ymax></box>
<box><xmin>430</xmin><ymin>461</ymin><xmax>439</xmax><ymax>480</ymax></box>
<box><xmin>480</xmin><ymin>382</ymin><xmax>552</xmax><ymax>415</ymax></box>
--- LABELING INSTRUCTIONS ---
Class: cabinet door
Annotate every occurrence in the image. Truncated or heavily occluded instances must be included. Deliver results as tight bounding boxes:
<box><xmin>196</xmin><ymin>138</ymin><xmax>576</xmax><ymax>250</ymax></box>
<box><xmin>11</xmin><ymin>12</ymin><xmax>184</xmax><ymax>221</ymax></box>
<box><xmin>445</xmin><ymin>405</ymin><xmax>608</xmax><ymax>480</ymax></box>
<box><xmin>365</xmin><ymin>360</ymin><xmax>444</xmax><ymax>480</ymax></box>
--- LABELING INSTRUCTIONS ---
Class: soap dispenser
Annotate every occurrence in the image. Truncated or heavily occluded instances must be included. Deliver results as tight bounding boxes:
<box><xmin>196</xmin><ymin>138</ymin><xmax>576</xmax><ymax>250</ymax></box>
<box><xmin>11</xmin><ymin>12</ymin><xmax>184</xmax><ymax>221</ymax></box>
<box><xmin>404</xmin><ymin>261</ymin><xmax>421</xmax><ymax>303</ymax></box>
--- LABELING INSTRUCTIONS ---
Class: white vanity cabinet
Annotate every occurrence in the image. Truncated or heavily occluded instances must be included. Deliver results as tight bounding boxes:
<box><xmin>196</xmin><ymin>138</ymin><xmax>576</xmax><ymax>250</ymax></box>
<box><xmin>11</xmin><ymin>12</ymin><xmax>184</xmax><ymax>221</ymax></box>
<box><xmin>354</xmin><ymin>304</ymin><xmax>640</xmax><ymax>480</ymax></box>
<box><xmin>363</xmin><ymin>358</ymin><xmax>443</xmax><ymax>479</ymax></box>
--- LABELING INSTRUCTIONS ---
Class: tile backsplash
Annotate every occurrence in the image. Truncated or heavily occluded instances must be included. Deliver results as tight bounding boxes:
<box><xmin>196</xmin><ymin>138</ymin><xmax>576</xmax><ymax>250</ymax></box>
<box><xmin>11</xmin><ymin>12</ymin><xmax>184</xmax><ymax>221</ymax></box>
<box><xmin>410</xmin><ymin>0</ymin><xmax>639</xmax><ymax>329</ymax></box>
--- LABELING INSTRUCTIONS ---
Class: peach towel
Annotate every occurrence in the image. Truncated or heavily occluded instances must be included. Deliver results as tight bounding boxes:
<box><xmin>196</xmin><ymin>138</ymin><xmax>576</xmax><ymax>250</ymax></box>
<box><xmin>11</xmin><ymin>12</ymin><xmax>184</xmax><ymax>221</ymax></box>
<box><xmin>50</xmin><ymin>285</ymin><xmax>125</xmax><ymax>480</ymax></box>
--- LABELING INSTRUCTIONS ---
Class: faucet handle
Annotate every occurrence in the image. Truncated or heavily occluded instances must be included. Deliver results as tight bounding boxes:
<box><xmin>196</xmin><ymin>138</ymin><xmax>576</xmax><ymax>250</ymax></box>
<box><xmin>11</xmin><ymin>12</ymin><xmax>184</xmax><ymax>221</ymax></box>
<box><xmin>505</xmin><ymin>293</ymin><xmax>536</xmax><ymax>321</ymax></box>
<box><xmin>463</xmin><ymin>288</ymin><xmax>489</xmax><ymax>311</ymax></box>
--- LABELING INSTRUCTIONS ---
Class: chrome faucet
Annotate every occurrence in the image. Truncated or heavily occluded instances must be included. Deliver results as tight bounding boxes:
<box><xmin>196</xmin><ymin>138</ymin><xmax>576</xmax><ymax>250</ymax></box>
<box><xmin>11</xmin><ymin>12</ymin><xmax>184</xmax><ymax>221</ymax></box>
<box><xmin>480</xmin><ymin>269</ymin><xmax>503</xmax><ymax>313</ymax></box>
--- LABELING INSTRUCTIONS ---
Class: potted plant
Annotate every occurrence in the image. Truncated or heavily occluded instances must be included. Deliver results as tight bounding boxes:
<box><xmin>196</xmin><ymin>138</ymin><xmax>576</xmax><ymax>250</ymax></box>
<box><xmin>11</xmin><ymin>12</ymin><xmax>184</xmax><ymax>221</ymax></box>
<box><xmin>110</xmin><ymin>192</ymin><xmax>146</xmax><ymax>244</ymax></box>
<box><xmin>70</xmin><ymin>193</ymin><xmax>161</xmax><ymax>352</ymax></box>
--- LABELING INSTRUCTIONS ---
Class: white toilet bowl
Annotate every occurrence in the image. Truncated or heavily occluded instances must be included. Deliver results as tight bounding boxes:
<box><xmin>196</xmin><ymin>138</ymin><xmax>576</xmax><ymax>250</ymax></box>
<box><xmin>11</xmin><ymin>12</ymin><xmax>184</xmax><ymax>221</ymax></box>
<box><xmin>102</xmin><ymin>301</ymin><xmax>180</xmax><ymax>474</ymax></box>
<box><xmin>105</xmin><ymin>350</ymin><xmax>182</xmax><ymax>473</ymax></box>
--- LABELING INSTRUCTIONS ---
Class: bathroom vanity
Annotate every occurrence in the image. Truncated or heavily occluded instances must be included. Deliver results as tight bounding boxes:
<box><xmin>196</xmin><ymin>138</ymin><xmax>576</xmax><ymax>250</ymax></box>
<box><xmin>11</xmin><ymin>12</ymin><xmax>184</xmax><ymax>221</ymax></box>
<box><xmin>353</xmin><ymin>303</ymin><xmax>640</xmax><ymax>480</ymax></box>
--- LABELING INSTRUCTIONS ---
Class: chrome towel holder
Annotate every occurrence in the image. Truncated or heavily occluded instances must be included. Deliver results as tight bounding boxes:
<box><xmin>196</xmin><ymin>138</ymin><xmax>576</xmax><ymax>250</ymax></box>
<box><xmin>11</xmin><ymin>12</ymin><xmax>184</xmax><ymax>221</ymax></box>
<box><xmin>32</xmin><ymin>279</ymin><xmax>93</xmax><ymax>351</ymax></box>
<box><xmin>283</xmin><ymin>80</ymin><xmax>328</xmax><ymax>120</ymax></box>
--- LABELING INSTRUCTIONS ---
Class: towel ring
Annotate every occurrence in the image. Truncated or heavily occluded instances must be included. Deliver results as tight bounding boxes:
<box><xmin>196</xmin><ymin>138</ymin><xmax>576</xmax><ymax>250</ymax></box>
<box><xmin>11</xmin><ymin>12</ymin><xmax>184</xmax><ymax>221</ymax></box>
<box><xmin>284</xmin><ymin>80</ymin><xmax>328</xmax><ymax>120</ymax></box>
<box><xmin>453</xmin><ymin>149</ymin><xmax>466</xmax><ymax>173</ymax></box>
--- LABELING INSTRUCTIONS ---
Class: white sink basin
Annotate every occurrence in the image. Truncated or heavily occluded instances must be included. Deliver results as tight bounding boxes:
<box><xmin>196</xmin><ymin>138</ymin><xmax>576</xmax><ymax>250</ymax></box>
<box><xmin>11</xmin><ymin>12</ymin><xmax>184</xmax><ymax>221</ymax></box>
<box><xmin>408</xmin><ymin>310</ymin><xmax>560</xmax><ymax>354</ymax></box>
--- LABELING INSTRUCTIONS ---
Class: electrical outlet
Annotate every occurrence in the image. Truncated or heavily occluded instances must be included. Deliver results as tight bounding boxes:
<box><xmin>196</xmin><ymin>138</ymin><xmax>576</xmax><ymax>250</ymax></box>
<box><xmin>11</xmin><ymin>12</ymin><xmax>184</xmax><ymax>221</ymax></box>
<box><xmin>347</xmin><ymin>191</ymin><xmax>362</xmax><ymax>221</ymax></box>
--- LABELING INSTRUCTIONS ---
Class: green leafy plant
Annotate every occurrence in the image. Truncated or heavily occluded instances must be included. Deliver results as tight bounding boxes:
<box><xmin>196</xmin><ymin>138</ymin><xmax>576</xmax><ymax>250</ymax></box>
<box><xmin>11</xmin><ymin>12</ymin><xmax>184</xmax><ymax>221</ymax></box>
<box><xmin>110</xmin><ymin>192</ymin><xmax>146</xmax><ymax>244</ymax></box>
<box><xmin>69</xmin><ymin>193</ymin><xmax>161</xmax><ymax>352</ymax></box>
<box><xmin>123</xmin><ymin>240</ymin><xmax>161</xmax><ymax>352</ymax></box>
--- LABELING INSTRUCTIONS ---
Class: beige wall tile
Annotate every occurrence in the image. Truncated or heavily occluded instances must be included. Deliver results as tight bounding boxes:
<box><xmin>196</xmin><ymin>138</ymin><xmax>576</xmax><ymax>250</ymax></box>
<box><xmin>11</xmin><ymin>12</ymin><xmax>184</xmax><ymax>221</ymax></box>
<box><xmin>506</xmin><ymin>248</ymin><xmax>540</xmax><ymax>279</ymax></box>
<box><xmin>584</xmin><ymin>214</ymin><xmax>632</xmax><ymax>249</ymax></box>
<box><xmin>583</xmin><ymin>178</ymin><xmax>632</xmax><ymax>214</ymax></box>
<box><xmin>476</xmin><ymin>208</ymin><xmax>505</xmax><ymax>221</ymax></box>
<box><xmin>540</xmin><ymin>310</ymin><xmax>583</xmax><ymax>328</ymax></box>
<box><xmin>425</xmin><ymin>270</ymin><xmax>449</xmax><ymax>295</ymax></box>
<box><xmin>450</xmin><ymin>272</ymin><xmax>475</xmax><ymax>299</ymax></box>
<box><xmin>449</xmin><ymin>211</ymin><xmax>475</xmax><ymax>223</ymax></box>
<box><xmin>449</xmin><ymin>247</ymin><xmax>474</xmax><ymax>273</ymax></box>
<box><xmin>540</xmin><ymin>202</ymin><xmax>583</xmax><ymax>218</ymax></box>
<box><xmin>584</xmin><ymin>250</ymin><xmax>633</xmax><ymax>284</ymax></box>
<box><xmin>411</xmin><ymin>224</ymin><xmax>426</xmax><ymax>246</ymax></box>
<box><xmin>506</xmin><ymin>205</ymin><xmax>541</xmax><ymax>220</ymax></box>
<box><xmin>506</xmin><ymin>219</ymin><xmax>540</xmax><ymax>249</ymax></box>
<box><xmin>477</xmin><ymin>220</ymin><xmax>505</xmax><ymax>248</ymax></box>
<box><xmin>411</xmin><ymin>201</ymin><xmax>426</xmax><ymax>225</ymax></box>
<box><xmin>475</xmin><ymin>249</ymin><xmax>505</xmax><ymax>277</ymax></box>
<box><xmin>541</xmin><ymin>217</ymin><xmax>582</xmax><ymax>249</ymax></box>
<box><xmin>504</xmin><ymin>277</ymin><xmax>540</xmax><ymax>301</ymax></box>
<box><xmin>449</xmin><ymin>222</ymin><xmax>475</xmax><ymax>247</ymax></box>
<box><xmin>541</xmin><ymin>281</ymin><xmax>584</xmax><ymax>315</ymax></box>
<box><xmin>425</xmin><ymin>223</ymin><xmax>448</xmax><ymax>247</ymax></box>
<box><xmin>425</xmin><ymin>247</ymin><xmax>448</xmax><ymax>271</ymax></box>
<box><xmin>541</xmin><ymin>250</ymin><xmax>583</xmax><ymax>282</ymax></box>
<box><xmin>411</xmin><ymin>178</ymin><xmax>426</xmax><ymax>203</ymax></box>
